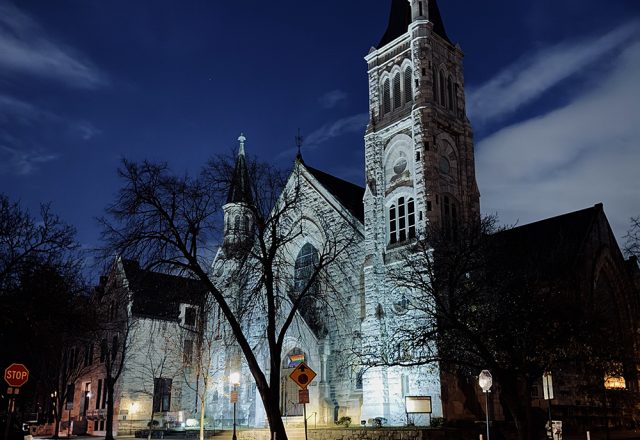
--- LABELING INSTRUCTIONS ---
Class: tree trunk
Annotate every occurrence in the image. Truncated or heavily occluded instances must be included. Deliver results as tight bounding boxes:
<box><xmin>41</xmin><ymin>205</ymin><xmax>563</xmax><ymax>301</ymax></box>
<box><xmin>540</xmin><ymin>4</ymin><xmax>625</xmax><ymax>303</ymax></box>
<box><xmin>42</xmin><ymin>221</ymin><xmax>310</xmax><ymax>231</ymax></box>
<box><xmin>199</xmin><ymin>396</ymin><xmax>205</xmax><ymax>440</ymax></box>
<box><xmin>53</xmin><ymin>411</ymin><xmax>61</xmax><ymax>439</ymax></box>
<box><xmin>104</xmin><ymin>378</ymin><xmax>116</xmax><ymax>440</ymax></box>
<box><xmin>147</xmin><ymin>408</ymin><xmax>154</xmax><ymax>440</ymax></box>
<box><xmin>499</xmin><ymin>376</ymin><xmax>536</xmax><ymax>440</ymax></box>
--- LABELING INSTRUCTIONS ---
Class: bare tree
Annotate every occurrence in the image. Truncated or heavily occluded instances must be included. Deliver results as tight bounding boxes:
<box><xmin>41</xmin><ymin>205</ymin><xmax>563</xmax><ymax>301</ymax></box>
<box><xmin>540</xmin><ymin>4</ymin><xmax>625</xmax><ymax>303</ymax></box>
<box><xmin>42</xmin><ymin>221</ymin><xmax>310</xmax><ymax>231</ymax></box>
<box><xmin>99</xmin><ymin>155</ymin><xmax>358</xmax><ymax>440</ymax></box>
<box><xmin>360</xmin><ymin>215</ymin><xmax>627</xmax><ymax>440</ymax></box>
<box><xmin>0</xmin><ymin>194</ymin><xmax>88</xmax><ymax>439</ymax></box>
<box><xmin>625</xmin><ymin>216</ymin><xmax>640</xmax><ymax>259</ymax></box>
<box><xmin>0</xmin><ymin>194</ymin><xmax>78</xmax><ymax>293</ymax></box>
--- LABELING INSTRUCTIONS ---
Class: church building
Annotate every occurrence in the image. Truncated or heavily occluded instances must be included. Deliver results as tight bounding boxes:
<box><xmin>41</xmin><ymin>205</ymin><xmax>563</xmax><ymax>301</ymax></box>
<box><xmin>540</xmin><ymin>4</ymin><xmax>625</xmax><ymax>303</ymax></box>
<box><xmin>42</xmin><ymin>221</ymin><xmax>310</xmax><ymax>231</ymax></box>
<box><xmin>208</xmin><ymin>0</ymin><xmax>479</xmax><ymax>428</ymax></box>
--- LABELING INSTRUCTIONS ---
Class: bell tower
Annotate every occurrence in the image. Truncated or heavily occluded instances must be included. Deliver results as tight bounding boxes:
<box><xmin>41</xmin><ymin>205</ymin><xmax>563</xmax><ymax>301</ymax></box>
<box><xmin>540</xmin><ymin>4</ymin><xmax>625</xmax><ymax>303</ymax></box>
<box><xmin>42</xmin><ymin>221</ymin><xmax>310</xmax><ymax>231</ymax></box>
<box><xmin>360</xmin><ymin>0</ymin><xmax>480</xmax><ymax>425</ymax></box>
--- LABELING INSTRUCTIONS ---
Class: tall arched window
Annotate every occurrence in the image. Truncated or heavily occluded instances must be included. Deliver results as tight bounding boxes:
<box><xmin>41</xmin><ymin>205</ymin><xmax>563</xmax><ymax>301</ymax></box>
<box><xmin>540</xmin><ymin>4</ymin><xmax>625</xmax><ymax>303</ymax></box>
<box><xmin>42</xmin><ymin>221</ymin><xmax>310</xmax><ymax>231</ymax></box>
<box><xmin>393</xmin><ymin>73</ymin><xmax>402</xmax><ymax>109</ymax></box>
<box><xmin>439</xmin><ymin>71</ymin><xmax>446</xmax><ymax>107</ymax></box>
<box><xmin>294</xmin><ymin>243</ymin><xmax>319</xmax><ymax>294</ymax></box>
<box><xmin>294</xmin><ymin>244</ymin><xmax>326</xmax><ymax>337</ymax></box>
<box><xmin>233</xmin><ymin>215</ymin><xmax>240</xmax><ymax>233</ymax></box>
<box><xmin>441</xmin><ymin>195</ymin><xmax>459</xmax><ymax>240</ymax></box>
<box><xmin>382</xmin><ymin>79</ymin><xmax>391</xmax><ymax>114</ymax></box>
<box><xmin>389</xmin><ymin>197</ymin><xmax>416</xmax><ymax>245</ymax></box>
<box><xmin>447</xmin><ymin>76</ymin><xmax>454</xmax><ymax>110</ymax></box>
<box><xmin>404</xmin><ymin>67</ymin><xmax>413</xmax><ymax>104</ymax></box>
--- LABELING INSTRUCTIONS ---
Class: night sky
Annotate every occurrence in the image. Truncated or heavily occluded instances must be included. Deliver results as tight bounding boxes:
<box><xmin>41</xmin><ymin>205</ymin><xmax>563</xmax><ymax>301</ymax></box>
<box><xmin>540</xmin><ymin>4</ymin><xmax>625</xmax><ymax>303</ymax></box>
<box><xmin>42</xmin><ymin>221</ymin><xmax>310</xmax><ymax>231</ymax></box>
<box><xmin>1</xmin><ymin>0</ymin><xmax>639</xmax><ymax>272</ymax></box>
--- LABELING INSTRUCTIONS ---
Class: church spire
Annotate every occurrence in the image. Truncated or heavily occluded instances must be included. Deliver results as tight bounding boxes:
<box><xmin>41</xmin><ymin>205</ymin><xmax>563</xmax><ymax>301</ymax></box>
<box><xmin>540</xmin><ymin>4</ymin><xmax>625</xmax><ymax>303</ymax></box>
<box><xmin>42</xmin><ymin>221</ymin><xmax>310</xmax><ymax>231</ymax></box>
<box><xmin>377</xmin><ymin>0</ymin><xmax>450</xmax><ymax>48</ymax></box>
<box><xmin>226</xmin><ymin>133</ymin><xmax>253</xmax><ymax>205</ymax></box>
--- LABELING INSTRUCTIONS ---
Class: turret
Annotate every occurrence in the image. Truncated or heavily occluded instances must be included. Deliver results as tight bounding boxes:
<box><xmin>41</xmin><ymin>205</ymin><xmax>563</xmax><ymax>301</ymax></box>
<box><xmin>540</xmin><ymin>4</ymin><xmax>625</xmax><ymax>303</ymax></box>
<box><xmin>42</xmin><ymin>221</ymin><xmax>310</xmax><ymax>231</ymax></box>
<box><xmin>223</xmin><ymin>134</ymin><xmax>254</xmax><ymax>249</ymax></box>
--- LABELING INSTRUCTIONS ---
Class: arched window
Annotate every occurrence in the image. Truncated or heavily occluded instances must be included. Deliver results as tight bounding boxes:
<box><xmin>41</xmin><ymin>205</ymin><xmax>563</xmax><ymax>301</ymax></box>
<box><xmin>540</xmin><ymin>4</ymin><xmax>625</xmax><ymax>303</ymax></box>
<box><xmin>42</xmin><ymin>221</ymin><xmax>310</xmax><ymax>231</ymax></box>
<box><xmin>439</xmin><ymin>71</ymin><xmax>446</xmax><ymax>107</ymax></box>
<box><xmin>447</xmin><ymin>76</ymin><xmax>454</xmax><ymax>110</ymax></box>
<box><xmin>393</xmin><ymin>73</ymin><xmax>402</xmax><ymax>109</ymax></box>
<box><xmin>233</xmin><ymin>215</ymin><xmax>240</xmax><ymax>233</ymax></box>
<box><xmin>243</xmin><ymin>215</ymin><xmax>250</xmax><ymax>235</ymax></box>
<box><xmin>404</xmin><ymin>67</ymin><xmax>413</xmax><ymax>104</ymax></box>
<box><xmin>294</xmin><ymin>244</ymin><xmax>326</xmax><ymax>337</ymax></box>
<box><xmin>441</xmin><ymin>195</ymin><xmax>459</xmax><ymax>240</ymax></box>
<box><xmin>389</xmin><ymin>197</ymin><xmax>416</xmax><ymax>245</ymax></box>
<box><xmin>382</xmin><ymin>79</ymin><xmax>391</xmax><ymax>114</ymax></box>
<box><xmin>294</xmin><ymin>243</ymin><xmax>319</xmax><ymax>294</ymax></box>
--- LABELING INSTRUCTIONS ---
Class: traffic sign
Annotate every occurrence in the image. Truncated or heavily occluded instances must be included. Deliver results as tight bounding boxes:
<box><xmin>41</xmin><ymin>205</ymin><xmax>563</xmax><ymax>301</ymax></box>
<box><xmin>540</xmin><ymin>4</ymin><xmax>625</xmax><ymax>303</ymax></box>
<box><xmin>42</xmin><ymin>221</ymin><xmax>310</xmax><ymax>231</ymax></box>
<box><xmin>543</xmin><ymin>372</ymin><xmax>554</xmax><ymax>400</ymax></box>
<box><xmin>289</xmin><ymin>362</ymin><xmax>316</xmax><ymax>390</ymax></box>
<box><xmin>4</xmin><ymin>364</ymin><xmax>29</xmax><ymax>388</ymax></box>
<box><xmin>298</xmin><ymin>389</ymin><xmax>309</xmax><ymax>404</ymax></box>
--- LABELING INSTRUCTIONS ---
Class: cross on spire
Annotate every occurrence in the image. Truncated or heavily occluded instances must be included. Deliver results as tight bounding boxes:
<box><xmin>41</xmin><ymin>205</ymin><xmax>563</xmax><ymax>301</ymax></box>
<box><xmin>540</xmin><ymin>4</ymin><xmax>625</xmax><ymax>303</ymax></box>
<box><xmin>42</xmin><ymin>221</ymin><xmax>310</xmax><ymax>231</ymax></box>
<box><xmin>238</xmin><ymin>133</ymin><xmax>246</xmax><ymax>156</ymax></box>
<box><xmin>295</xmin><ymin>129</ymin><xmax>304</xmax><ymax>162</ymax></box>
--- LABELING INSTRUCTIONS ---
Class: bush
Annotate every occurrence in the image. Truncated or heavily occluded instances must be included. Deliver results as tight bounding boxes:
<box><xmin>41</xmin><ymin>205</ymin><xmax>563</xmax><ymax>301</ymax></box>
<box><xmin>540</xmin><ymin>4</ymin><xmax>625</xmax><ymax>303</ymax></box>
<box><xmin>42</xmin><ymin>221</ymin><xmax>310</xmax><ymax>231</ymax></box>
<box><xmin>429</xmin><ymin>417</ymin><xmax>444</xmax><ymax>428</ymax></box>
<box><xmin>335</xmin><ymin>416</ymin><xmax>352</xmax><ymax>427</ymax></box>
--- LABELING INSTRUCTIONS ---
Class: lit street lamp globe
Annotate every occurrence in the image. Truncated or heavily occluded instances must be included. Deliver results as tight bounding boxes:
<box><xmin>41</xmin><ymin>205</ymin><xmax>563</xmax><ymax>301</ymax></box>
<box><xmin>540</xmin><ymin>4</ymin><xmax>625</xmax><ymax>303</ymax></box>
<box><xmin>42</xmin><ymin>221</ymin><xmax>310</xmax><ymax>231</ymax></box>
<box><xmin>479</xmin><ymin>370</ymin><xmax>492</xmax><ymax>392</ymax></box>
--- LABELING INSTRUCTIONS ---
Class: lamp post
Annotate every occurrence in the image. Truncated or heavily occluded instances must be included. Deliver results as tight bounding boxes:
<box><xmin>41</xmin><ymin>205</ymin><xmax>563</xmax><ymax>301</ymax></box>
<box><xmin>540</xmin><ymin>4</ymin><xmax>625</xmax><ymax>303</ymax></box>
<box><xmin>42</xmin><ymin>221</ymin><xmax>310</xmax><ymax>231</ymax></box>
<box><xmin>478</xmin><ymin>370</ymin><xmax>492</xmax><ymax>440</ymax></box>
<box><xmin>230</xmin><ymin>372</ymin><xmax>240</xmax><ymax>440</ymax></box>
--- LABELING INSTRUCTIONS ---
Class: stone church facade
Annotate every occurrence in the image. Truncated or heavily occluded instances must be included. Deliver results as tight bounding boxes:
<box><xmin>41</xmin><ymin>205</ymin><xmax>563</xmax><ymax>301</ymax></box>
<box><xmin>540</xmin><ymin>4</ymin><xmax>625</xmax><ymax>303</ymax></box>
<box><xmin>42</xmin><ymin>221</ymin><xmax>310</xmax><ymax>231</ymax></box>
<box><xmin>208</xmin><ymin>0</ymin><xmax>480</xmax><ymax>428</ymax></box>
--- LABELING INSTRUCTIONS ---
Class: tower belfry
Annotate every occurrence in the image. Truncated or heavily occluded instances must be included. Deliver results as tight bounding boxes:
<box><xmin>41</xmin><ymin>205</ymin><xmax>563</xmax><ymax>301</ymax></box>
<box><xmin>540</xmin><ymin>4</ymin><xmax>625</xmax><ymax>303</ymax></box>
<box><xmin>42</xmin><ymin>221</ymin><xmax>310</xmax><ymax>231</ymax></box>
<box><xmin>361</xmin><ymin>0</ymin><xmax>480</xmax><ymax>424</ymax></box>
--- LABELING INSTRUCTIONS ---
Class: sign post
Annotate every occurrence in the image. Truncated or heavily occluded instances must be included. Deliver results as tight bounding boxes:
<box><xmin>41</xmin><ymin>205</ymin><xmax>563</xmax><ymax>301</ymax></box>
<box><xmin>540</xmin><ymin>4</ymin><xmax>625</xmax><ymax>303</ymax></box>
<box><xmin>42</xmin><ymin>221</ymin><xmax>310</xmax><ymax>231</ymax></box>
<box><xmin>543</xmin><ymin>372</ymin><xmax>555</xmax><ymax>439</ymax></box>
<box><xmin>404</xmin><ymin>396</ymin><xmax>432</xmax><ymax>426</ymax></box>
<box><xmin>3</xmin><ymin>364</ymin><xmax>29</xmax><ymax>440</ymax></box>
<box><xmin>478</xmin><ymin>370</ymin><xmax>492</xmax><ymax>440</ymax></box>
<box><xmin>289</xmin><ymin>362</ymin><xmax>316</xmax><ymax>440</ymax></box>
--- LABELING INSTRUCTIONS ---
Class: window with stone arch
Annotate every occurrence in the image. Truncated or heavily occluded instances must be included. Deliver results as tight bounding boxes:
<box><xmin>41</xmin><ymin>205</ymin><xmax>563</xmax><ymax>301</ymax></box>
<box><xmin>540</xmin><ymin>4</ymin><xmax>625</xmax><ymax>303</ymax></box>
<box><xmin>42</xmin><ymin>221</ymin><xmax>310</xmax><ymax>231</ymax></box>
<box><xmin>384</xmin><ymin>134</ymin><xmax>414</xmax><ymax>190</ymax></box>
<box><xmin>389</xmin><ymin>196</ymin><xmax>416</xmax><ymax>245</ymax></box>
<box><xmin>393</xmin><ymin>72</ymin><xmax>402</xmax><ymax>109</ymax></box>
<box><xmin>382</xmin><ymin>78</ymin><xmax>391</xmax><ymax>114</ymax></box>
<box><xmin>404</xmin><ymin>66</ymin><xmax>413</xmax><ymax>104</ymax></box>
<box><xmin>439</xmin><ymin>70</ymin><xmax>446</xmax><ymax>106</ymax></box>
<box><xmin>294</xmin><ymin>243</ymin><xmax>326</xmax><ymax>337</ymax></box>
<box><xmin>441</xmin><ymin>194</ymin><xmax>459</xmax><ymax>240</ymax></box>
<box><xmin>447</xmin><ymin>75</ymin><xmax>455</xmax><ymax>111</ymax></box>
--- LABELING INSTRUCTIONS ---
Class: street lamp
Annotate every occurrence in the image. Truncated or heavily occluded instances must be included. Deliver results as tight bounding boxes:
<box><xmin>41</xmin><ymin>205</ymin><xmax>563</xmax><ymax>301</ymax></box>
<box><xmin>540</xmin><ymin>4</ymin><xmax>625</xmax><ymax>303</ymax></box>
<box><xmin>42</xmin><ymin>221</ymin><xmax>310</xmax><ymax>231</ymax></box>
<box><xmin>478</xmin><ymin>370</ymin><xmax>492</xmax><ymax>440</ymax></box>
<box><xmin>230</xmin><ymin>372</ymin><xmax>240</xmax><ymax>440</ymax></box>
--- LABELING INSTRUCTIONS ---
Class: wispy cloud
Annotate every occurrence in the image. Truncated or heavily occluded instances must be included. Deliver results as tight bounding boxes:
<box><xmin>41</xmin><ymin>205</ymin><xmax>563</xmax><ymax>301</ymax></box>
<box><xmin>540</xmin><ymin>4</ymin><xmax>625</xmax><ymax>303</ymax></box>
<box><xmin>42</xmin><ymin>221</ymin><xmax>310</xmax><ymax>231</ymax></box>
<box><xmin>0</xmin><ymin>145</ymin><xmax>58</xmax><ymax>175</ymax></box>
<box><xmin>319</xmin><ymin>89</ymin><xmax>348</xmax><ymax>109</ymax></box>
<box><xmin>477</xmin><ymin>37</ymin><xmax>640</xmax><ymax>239</ymax></box>
<box><xmin>305</xmin><ymin>113</ymin><xmax>368</xmax><ymax>147</ymax></box>
<box><xmin>0</xmin><ymin>2</ymin><xmax>107</xmax><ymax>88</ymax></box>
<box><xmin>468</xmin><ymin>21</ymin><xmax>640</xmax><ymax>126</ymax></box>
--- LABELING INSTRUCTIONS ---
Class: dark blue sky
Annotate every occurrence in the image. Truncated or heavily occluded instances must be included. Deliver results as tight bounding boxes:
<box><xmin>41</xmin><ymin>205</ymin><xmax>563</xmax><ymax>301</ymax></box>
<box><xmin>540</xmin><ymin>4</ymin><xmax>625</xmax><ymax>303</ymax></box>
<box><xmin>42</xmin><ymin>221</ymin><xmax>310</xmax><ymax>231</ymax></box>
<box><xmin>1</xmin><ymin>0</ymin><xmax>639</xmax><ymax>261</ymax></box>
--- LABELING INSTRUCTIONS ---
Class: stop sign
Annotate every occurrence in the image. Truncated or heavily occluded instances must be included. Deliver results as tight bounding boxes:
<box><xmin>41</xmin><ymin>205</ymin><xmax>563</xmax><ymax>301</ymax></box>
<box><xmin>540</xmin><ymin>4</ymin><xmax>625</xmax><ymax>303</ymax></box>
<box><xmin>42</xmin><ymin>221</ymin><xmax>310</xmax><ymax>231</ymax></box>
<box><xmin>4</xmin><ymin>363</ymin><xmax>29</xmax><ymax>388</ymax></box>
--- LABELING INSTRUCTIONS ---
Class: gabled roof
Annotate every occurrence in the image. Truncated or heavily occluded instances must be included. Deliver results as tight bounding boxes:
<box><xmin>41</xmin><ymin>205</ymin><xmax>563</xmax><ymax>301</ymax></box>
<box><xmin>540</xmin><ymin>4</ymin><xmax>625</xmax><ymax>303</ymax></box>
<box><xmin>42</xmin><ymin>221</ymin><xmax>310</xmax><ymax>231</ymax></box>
<box><xmin>121</xmin><ymin>260</ymin><xmax>208</xmax><ymax>321</ymax></box>
<box><xmin>378</xmin><ymin>0</ymin><xmax>451</xmax><ymax>48</ymax></box>
<box><xmin>303</xmin><ymin>164</ymin><xmax>365</xmax><ymax>223</ymax></box>
<box><xmin>491</xmin><ymin>204</ymin><xmax>602</xmax><ymax>276</ymax></box>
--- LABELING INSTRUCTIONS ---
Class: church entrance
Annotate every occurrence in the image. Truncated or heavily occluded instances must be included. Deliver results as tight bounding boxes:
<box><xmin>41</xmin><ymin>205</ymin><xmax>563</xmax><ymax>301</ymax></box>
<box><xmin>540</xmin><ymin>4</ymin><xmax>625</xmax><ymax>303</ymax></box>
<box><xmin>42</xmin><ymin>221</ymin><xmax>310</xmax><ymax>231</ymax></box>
<box><xmin>280</xmin><ymin>349</ymin><xmax>306</xmax><ymax>417</ymax></box>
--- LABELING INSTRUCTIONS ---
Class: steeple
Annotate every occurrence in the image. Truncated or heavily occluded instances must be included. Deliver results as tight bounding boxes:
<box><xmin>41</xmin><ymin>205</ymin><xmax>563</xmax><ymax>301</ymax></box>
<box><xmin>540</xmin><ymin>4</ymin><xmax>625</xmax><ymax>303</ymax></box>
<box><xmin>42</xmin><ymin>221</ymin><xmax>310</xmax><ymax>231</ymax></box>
<box><xmin>377</xmin><ymin>0</ymin><xmax>450</xmax><ymax>48</ymax></box>
<box><xmin>226</xmin><ymin>133</ymin><xmax>253</xmax><ymax>205</ymax></box>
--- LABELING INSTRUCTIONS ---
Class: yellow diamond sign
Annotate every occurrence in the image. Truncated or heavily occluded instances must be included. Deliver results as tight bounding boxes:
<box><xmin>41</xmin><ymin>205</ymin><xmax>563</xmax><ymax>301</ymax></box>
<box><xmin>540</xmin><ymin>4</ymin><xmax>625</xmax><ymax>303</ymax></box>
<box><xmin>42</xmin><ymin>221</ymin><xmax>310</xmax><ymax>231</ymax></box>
<box><xmin>289</xmin><ymin>362</ymin><xmax>316</xmax><ymax>390</ymax></box>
